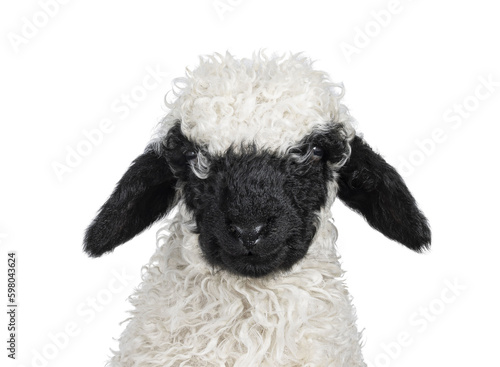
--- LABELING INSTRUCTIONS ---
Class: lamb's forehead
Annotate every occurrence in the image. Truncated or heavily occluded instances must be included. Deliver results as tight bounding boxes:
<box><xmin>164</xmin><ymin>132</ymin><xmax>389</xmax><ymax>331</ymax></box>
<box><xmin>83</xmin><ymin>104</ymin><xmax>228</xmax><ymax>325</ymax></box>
<box><xmin>165</xmin><ymin>53</ymin><xmax>351</xmax><ymax>154</ymax></box>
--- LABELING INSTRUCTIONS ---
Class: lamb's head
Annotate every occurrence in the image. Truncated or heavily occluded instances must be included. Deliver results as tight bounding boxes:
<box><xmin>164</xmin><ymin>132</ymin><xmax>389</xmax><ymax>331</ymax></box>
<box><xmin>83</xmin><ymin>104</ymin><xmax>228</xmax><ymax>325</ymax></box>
<box><xmin>160</xmin><ymin>120</ymin><xmax>350</xmax><ymax>277</ymax></box>
<box><xmin>84</xmin><ymin>52</ymin><xmax>431</xmax><ymax>277</ymax></box>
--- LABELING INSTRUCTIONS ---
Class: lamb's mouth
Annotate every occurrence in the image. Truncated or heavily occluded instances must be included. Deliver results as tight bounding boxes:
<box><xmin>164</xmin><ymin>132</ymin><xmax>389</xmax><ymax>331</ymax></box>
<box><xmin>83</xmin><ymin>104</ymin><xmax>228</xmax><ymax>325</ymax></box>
<box><xmin>199</xmin><ymin>233</ymin><xmax>304</xmax><ymax>277</ymax></box>
<box><xmin>218</xmin><ymin>244</ymin><xmax>290</xmax><ymax>278</ymax></box>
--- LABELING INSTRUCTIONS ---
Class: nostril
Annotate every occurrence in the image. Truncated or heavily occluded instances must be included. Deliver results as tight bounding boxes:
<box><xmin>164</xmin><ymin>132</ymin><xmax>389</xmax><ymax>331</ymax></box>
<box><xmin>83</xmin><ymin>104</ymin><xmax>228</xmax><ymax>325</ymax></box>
<box><xmin>228</xmin><ymin>223</ymin><xmax>241</xmax><ymax>236</ymax></box>
<box><xmin>254</xmin><ymin>224</ymin><xmax>265</xmax><ymax>236</ymax></box>
<box><xmin>227</xmin><ymin>222</ymin><xmax>266</xmax><ymax>248</ymax></box>
<box><xmin>241</xmin><ymin>223</ymin><xmax>266</xmax><ymax>248</ymax></box>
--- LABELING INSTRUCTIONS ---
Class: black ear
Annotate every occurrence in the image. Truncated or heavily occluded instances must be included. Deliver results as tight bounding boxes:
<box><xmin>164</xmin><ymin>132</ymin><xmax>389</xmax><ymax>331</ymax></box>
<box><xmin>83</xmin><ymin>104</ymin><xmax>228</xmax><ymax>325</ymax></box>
<box><xmin>84</xmin><ymin>146</ymin><xmax>177</xmax><ymax>257</ymax></box>
<box><xmin>337</xmin><ymin>136</ymin><xmax>431</xmax><ymax>251</ymax></box>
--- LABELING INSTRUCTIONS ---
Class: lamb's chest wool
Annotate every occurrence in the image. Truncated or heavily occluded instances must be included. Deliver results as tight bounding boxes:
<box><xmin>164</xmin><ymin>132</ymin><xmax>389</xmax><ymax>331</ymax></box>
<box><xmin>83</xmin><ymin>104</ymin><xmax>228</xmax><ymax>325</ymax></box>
<box><xmin>84</xmin><ymin>52</ymin><xmax>430</xmax><ymax>367</ymax></box>
<box><xmin>112</xmin><ymin>202</ymin><xmax>365</xmax><ymax>367</ymax></box>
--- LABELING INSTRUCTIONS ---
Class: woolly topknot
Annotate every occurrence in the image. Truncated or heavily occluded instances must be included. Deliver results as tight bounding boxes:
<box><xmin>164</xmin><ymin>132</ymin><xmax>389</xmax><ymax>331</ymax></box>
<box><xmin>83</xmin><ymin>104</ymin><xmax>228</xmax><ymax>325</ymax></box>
<box><xmin>156</xmin><ymin>51</ymin><xmax>354</xmax><ymax>155</ymax></box>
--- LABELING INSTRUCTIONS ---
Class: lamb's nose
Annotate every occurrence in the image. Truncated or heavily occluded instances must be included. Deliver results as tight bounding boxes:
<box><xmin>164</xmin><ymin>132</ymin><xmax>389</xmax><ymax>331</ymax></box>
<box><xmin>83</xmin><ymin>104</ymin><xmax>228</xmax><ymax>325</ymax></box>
<box><xmin>229</xmin><ymin>223</ymin><xmax>265</xmax><ymax>248</ymax></box>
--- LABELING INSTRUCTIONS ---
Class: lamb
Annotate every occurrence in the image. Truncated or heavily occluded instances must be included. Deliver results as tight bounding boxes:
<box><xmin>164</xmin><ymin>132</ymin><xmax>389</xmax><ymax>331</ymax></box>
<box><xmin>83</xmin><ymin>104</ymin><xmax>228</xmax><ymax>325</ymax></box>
<box><xmin>84</xmin><ymin>52</ymin><xmax>431</xmax><ymax>367</ymax></box>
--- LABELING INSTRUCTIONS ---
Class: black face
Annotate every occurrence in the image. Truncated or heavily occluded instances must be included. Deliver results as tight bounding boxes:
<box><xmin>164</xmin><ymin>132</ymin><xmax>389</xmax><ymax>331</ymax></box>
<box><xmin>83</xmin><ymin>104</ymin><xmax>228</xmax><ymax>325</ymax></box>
<box><xmin>163</xmin><ymin>123</ymin><xmax>349</xmax><ymax>277</ymax></box>
<box><xmin>84</xmin><ymin>122</ymin><xmax>429</xmax><ymax>264</ymax></box>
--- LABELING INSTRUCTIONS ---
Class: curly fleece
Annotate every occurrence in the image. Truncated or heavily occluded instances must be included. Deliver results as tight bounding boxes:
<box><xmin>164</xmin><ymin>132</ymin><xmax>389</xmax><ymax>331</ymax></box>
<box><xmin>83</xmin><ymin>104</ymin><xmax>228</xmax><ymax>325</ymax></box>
<box><xmin>109</xmin><ymin>203</ymin><xmax>365</xmax><ymax>367</ymax></box>
<box><xmin>154</xmin><ymin>52</ymin><xmax>355</xmax><ymax>156</ymax></box>
<box><xmin>109</xmin><ymin>52</ymin><xmax>366</xmax><ymax>366</ymax></box>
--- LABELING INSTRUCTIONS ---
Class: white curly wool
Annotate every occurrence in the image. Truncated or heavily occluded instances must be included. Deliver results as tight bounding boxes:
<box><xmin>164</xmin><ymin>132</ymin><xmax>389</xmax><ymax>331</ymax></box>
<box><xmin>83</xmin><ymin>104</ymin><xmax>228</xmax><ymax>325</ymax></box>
<box><xmin>110</xmin><ymin>202</ymin><xmax>365</xmax><ymax>367</ymax></box>
<box><xmin>110</xmin><ymin>53</ymin><xmax>366</xmax><ymax>366</ymax></box>
<box><xmin>154</xmin><ymin>52</ymin><xmax>355</xmax><ymax>156</ymax></box>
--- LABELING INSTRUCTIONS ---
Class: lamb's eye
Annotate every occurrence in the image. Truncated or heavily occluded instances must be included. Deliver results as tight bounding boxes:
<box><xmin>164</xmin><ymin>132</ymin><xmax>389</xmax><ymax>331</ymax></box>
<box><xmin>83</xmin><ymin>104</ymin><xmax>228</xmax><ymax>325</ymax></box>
<box><xmin>311</xmin><ymin>146</ymin><xmax>324</xmax><ymax>161</ymax></box>
<box><xmin>185</xmin><ymin>150</ymin><xmax>197</xmax><ymax>161</ymax></box>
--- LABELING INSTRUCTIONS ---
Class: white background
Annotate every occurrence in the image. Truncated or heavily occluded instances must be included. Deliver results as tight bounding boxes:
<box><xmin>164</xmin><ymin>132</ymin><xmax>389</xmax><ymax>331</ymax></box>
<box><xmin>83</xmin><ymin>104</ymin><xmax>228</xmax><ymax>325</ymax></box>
<box><xmin>1</xmin><ymin>1</ymin><xmax>499</xmax><ymax>366</ymax></box>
